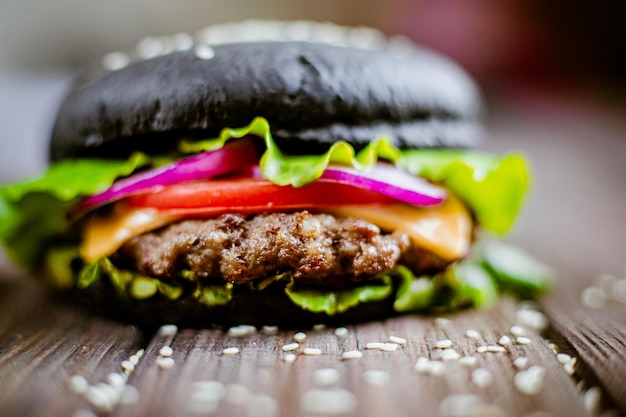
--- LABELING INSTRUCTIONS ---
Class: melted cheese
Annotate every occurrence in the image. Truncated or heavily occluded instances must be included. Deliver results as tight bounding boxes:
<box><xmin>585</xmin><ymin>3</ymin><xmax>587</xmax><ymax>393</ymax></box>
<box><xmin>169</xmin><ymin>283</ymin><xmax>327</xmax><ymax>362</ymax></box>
<box><xmin>81</xmin><ymin>204</ymin><xmax>178</xmax><ymax>262</ymax></box>
<box><xmin>325</xmin><ymin>195</ymin><xmax>472</xmax><ymax>261</ymax></box>
<box><xmin>80</xmin><ymin>196</ymin><xmax>472</xmax><ymax>262</ymax></box>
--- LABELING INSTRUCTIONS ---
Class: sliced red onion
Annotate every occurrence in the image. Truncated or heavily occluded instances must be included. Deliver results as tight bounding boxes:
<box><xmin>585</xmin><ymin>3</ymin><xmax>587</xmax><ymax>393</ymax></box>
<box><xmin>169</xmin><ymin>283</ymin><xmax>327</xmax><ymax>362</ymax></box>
<box><xmin>248</xmin><ymin>163</ymin><xmax>446</xmax><ymax>207</ymax></box>
<box><xmin>80</xmin><ymin>138</ymin><xmax>259</xmax><ymax>209</ymax></box>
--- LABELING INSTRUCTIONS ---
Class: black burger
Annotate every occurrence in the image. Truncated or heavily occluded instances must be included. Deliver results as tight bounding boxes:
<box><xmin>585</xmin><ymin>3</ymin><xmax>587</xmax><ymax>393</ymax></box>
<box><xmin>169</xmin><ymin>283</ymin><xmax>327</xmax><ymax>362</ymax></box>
<box><xmin>0</xmin><ymin>21</ymin><xmax>550</xmax><ymax>327</ymax></box>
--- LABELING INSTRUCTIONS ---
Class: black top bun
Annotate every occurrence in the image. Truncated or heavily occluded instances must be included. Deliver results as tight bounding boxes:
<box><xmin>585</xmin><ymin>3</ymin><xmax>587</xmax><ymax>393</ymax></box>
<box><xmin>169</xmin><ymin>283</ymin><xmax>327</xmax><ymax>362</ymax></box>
<box><xmin>49</xmin><ymin>22</ymin><xmax>482</xmax><ymax>162</ymax></box>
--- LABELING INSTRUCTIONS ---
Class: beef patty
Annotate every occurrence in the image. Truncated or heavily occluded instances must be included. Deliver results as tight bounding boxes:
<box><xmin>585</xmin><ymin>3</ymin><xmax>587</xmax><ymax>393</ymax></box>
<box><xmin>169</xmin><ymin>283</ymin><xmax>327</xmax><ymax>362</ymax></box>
<box><xmin>116</xmin><ymin>211</ymin><xmax>450</xmax><ymax>286</ymax></box>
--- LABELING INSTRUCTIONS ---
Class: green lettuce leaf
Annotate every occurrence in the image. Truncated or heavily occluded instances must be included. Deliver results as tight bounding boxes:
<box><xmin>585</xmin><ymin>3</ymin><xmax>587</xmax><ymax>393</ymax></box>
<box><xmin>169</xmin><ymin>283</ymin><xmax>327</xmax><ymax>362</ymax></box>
<box><xmin>442</xmin><ymin>263</ymin><xmax>499</xmax><ymax>309</ymax></box>
<box><xmin>285</xmin><ymin>277</ymin><xmax>393</xmax><ymax>315</ymax></box>
<box><xmin>181</xmin><ymin>117</ymin><xmax>401</xmax><ymax>187</ymax></box>
<box><xmin>397</xmin><ymin>150</ymin><xmax>530</xmax><ymax>234</ymax></box>
<box><xmin>392</xmin><ymin>266</ymin><xmax>436</xmax><ymax>312</ymax></box>
<box><xmin>478</xmin><ymin>240</ymin><xmax>554</xmax><ymax>297</ymax></box>
<box><xmin>0</xmin><ymin>154</ymin><xmax>150</xmax><ymax>268</ymax></box>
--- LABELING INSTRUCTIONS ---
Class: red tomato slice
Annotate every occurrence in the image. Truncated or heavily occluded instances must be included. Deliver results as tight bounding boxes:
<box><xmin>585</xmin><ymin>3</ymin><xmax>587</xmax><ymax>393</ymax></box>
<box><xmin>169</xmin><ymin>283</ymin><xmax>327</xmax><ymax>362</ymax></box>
<box><xmin>126</xmin><ymin>178</ymin><xmax>396</xmax><ymax>215</ymax></box>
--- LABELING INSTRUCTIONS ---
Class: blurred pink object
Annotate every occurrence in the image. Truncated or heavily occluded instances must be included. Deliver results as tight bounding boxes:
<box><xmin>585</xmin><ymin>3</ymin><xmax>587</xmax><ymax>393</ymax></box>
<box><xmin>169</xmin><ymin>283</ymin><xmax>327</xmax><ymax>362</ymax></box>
<box><xmin>393</xmin><ymin>0</ymin><xmax>556</xmax><ymax>82</ymax></box>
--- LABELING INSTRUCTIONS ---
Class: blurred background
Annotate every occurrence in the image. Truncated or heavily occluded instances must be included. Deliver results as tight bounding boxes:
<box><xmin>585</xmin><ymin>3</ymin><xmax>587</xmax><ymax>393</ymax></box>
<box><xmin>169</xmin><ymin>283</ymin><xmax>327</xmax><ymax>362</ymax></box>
<box><xmin>1</xmin><ymin>0</ymin><xmax>625</xmax><ymax>181</ymax></box>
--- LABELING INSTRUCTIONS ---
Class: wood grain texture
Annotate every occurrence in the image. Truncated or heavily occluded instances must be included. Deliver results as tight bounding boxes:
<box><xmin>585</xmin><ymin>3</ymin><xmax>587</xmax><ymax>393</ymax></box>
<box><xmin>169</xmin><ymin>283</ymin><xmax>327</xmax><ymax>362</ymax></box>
<box><xmin>487</xmin><ymin>91</ymin><xmax>626</xmax><ymax>414</ymax></box>
<box><xmin>0</xmin><ymin>281</ymin><xmax>592</xmax><ymax>417</ymax></box>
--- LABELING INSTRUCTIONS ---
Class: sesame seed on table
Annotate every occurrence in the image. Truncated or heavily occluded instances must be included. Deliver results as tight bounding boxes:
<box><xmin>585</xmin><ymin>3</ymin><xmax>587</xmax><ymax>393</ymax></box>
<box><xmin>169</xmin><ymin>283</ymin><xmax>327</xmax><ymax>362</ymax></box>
<box><xmin>2</xmin><ymin>94</ymin><xmax>626</xmax><ymax>416</ymax></box>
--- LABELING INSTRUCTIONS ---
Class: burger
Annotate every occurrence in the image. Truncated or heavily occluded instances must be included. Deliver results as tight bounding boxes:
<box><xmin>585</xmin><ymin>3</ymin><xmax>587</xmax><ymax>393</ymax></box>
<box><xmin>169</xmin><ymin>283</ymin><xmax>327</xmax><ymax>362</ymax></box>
<box><xmin>0</xmin><ymin>21</ymin><xmax>550</xmax><ymax>327</ymax></box>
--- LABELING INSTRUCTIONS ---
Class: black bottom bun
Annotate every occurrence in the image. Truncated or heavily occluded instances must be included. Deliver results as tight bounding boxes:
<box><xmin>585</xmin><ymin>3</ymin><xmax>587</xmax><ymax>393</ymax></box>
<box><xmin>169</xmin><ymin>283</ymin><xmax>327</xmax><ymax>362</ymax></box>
<box><xmin>70</xmin><ymin>277</ymin><xmax>401</xmax><ymax>330</ymax></box>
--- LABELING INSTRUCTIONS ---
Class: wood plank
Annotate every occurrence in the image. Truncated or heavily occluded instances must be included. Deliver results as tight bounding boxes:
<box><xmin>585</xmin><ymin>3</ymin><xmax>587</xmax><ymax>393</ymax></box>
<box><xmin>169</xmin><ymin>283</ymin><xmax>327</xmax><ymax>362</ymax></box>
<box><xmin>111</xmin><ymin>297</ymin><xmax>589</xmax><ymax>417</ymax></box>
<box><xmin>0</xmin><ymin>281</ymin><xmax>145</xmax><ymax>417</ymax></box>
<box><xmin>486</xmin><ymin>91</ymin><xmax>626</xmax><ymax>414</ymax></box>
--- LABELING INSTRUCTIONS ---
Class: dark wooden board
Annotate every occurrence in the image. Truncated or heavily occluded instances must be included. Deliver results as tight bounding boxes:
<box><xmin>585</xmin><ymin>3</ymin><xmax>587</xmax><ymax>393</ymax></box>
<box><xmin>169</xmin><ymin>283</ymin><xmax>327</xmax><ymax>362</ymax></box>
<box><xmin>1</xmin><ymin>90</ymin><xmax>626</xmax><ymax>417</ymax></box>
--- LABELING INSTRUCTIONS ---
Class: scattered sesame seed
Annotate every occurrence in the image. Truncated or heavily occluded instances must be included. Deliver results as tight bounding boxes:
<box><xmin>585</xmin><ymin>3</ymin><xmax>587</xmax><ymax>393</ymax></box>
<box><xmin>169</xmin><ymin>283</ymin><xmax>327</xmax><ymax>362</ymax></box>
<box><xmin>121</xmin><ymin>360</ymin><xmax>135</xmax><ymax>372</ymax></box>
<box><xmin>222</xmin><ymin>347</ymin><xmax>240</xmax><ymax>355</ymax></box>
<box><xmin>471</xmin><ymin>368</ymin><xmax>493</xmax><ymax>388</ymax></box>
<box><xmin>312</xmin><ymin>324</ymin><xmax>326</xmax><ymax>331</ymax></box>
<box><xmin>388</xmin><ymin>335</ymin><xmax>407</xmax><ymax>345</ymax></box>
<box><xmin>365</xmin><ymin>342</ymin><xmax>385</xmax><ymax>350</ymax></box>
<box><xmin>341</xmin><ymin>350</ymin><xmax>363</xmax><ymax>360</ymax></box>
<box><xmin>516</xmin><ymin>336</ymin><xmax>532</xmax><ymax>345</ymax></box>
<box><xmin>435</xmin><ymin>317</ymin><xmax>452</xmax><ymax>329</ymax></box>
<box><xmin>303</xmin><ymin>347</ymin><xmax>322</xmax><ymax>355</ymax></box>
<box><xmin>510</xmin><ymin>326</ymin><xmax>525</xmax><ymax>336</ymax></box>
<box><xmin>301</xmin><ymin>388</ymin><xmax>357</xmax><ymax>414</ymax></box>
<box><xmin>156</xmin><ymin>357</ymin><xmax>175</xmax><ymax>369</ymax></box>
<box><xmin>293</xmin><ymin>332</ymin><xmax>307</xmax><ymax>343</ymax></box>
<box><xmin>158</xmin><ymin>324</ymin><xmax>178</xmax><ymax>337</ymax></box>
<box><xmin>135</xmin><ymin>349</ymin><xmax>145</xmax><ymax>359</ymax></box>
<box><xmin>514</xmin><ymin>366</ymin><xmax>546</xmax><ymax>395</ymax></box>
<box><xmin>515</xmin><ymin>308</ymin><xmax>549</xmax><ymax>332</ymax></box>
<box><xmin>486</xmin><ymin>345</ymin><xmax>506</xmax><ymax>353</ymax></box>
<box><xmin>429</xmin><ymin>361</ymin><xmax>446</xmax><ymax>376</ymax></box>
<box><xmin>580</xmin><ymin>287</ymin><xmax>607</xmax><ymax>309</ymax></box>
<box><xmin>612</xmin><ymin>278</ymin><xmax>626</xmax><ymax>303</ymax></box>
<box><xmin>498</xmin><ymin>335</ymin><xmax>512</xmax><ymax>346</ymax></box>
<box><xmin>439</xmin><ymin>349</ymin><xmax>460</xmax><ymax>361</ymax></box>
<box><xmin>563</xmin><ymin>361</ymin><xmax>576</xmax><ymax>375</ymax></box>
<box><xmin>313</xmin><ymin>368</ymin><xmax>340</xmax><ymax>387</ymax></box>
<box><xmin>100</xmin><ymin>382</ymin><xmax>121</xmax><ymax>403</ymax></box>
<box><xmin>458</xmin><ymin>356</ymin><xmax>478</xmax><ymax>367</ymax></box>
<box><xmin>440</xmin><ymin>394</ymin><xmax>483</xmax><ymax>417</ymax></box>
<box><xmin>225</xmin><ymin>384</ymin><xmax>250</xmax><ymax>406</ymax></box>
<box><xmin>414</xmin><ymin>358</ymin><xmax>446</xmax><ymax>376</ymax></box>
<box><xmin>186</xmin><ymin>381</ymin><xmax>226</xmax><ymax>414</ymax></box>
<box><xmin>128</xmin><ymin>33</ymin><xmax>158</xmax><ymax>55</ymax></box>
<box><xmin>102</xmin><ymin>52</ymin><xmax>130</xmax><ymax>71</ymax></box>
<box><xmin>556</xmin><ymin>353</ymin><xmax>571</xmax><ymax>364</ymax></box>
<box><xmin>246</xmin><ymin>394</ymin><xmax>280</xmax><ymax>417</ymax></box>
<box><xmin>548</xmin><ymin>342</ymin><xmax>559</xmax><ymax>354</ymax></box>
<box><xmin>86</xmin><ymin>386</ymin><xmax>114</xmax><ymax>412</ymax></box>
<box><xmin>173</xmin><ymin>33</ymin><xmax>194</xmax><ymax>51</ymax></box>
<box><xmin>106</xmin><ymin>373</ymin><xmax>126</xmax><ymax>392</ymax></box>
<box><xmin>380</xmin><ymin>343</ymin><xmax>399</xmax><ymax>352</ymax></box>
<box><xmin>120</xmin><ymin>385</ymin><xmax>140</xmax><ymax>405</ymax></box>
<box><xmin>513</xmin><ymin>357</ymin><xmax>529</xmax><ymax>370</ymax></box>
<box><xmin>128</xmin><ymin>354</ymin><xmax>140</xmax><ymax>365</ymax></box>
<box><xmin>261</xmin><ymin>326</ymin><xmax>279</xmax><ymax>335</ymax></box>
<box><xmin>190</xmin><ymin>380</ymin><xmax>227</xmax><ymax>401</ymax></box>
<box><xmin>414</xmin><ymin>357</ymin><xmax>430</xmax><ymax>372</ymax></box>
<box><xmin>435</xmin><ymin>339</ymin><xmax>453</xmax><ymax>349</ymax></box>
<box><xmin>69</xmin><ymin>375</ymin><xmax>89</xmax><ymax>394</ymax></box>
<box><xmin>283</xmin><ymin>353</ymin><xmax>297</xmax><ymax>363</ymax></box>
<box><xmin>282</xmin><ymin>343</ymin><xmax>299</xmax><ymax>352</ymax></box>
<box><xmin>465</xmin><ymin>329</ymin><xmax>480</xmax><ymax>339</ymax></box>
<box><xmin>362</xmin><ymin>370</ymin><xmax>391</xmax><ymax>387</ymax></box>
<box><xmin>595</xmin><ymin>273</ymin><xmax>618</xmax><ymax>293</ymax></box>
<box><xmin>193</xmin><ymin>44</ymin><xmax>216</xmax><ymax>60</ymax></box>
<box><xmin>159</xmin><ymin>345</ymin><xmax>174</xmax><ymax>357</ymax></box>
<box><xmin>583</xmin><ymin>387</ymin><xmax>602</xmax><ymax>415</ymax></box>
<box><xmin>228</xmin><ymin>325</ymin><xmax>257</xmax><ymax>337</ymax></box>
<box><xmin>477</xmin><ymin>346</ymin><xmax>488</xmax><ymax>353</ymax></box>
<box><xmin>334</xmin><ymin>327</ymin><xmax>349</xmax><ymax>337</ymax></box>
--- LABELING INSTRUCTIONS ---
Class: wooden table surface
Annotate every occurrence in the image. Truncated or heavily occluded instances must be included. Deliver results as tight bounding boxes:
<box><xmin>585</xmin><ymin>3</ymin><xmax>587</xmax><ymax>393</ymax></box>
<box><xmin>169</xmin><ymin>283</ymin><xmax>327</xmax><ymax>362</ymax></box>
<box><xmin>1</xmin><ymin>88</ymin><xmax>625</xmax><ymax>417</ymax></box>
